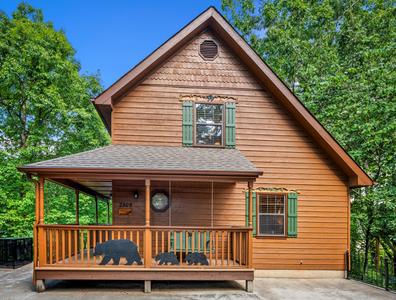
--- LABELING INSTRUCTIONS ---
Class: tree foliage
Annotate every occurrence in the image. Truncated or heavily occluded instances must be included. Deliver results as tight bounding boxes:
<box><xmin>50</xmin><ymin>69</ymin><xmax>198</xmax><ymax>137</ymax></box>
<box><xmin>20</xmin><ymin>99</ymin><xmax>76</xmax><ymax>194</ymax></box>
<box><xmin>0</xmin><ymin>3</ymin><xmax>110</xmax><ymax>237</ymax></box>
<box><xmin>222</xmin><ymin>0</ymin><xmax>396</xmax><ymax>266</ymax></box>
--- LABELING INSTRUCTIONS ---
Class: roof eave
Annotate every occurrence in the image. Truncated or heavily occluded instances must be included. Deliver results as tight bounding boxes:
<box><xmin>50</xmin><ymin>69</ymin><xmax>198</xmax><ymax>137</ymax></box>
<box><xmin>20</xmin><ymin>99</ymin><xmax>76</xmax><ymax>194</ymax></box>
<box><xmin>18</xmin><ymin>166</ymin><xmax>262</xmax><ymax>180</ymax></box>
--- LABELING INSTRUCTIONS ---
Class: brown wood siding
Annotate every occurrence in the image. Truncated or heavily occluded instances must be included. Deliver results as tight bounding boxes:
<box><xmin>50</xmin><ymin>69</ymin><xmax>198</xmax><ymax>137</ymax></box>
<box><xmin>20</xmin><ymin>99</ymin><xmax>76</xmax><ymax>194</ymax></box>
<box><xmin>111</xmin><ymin>30</ymin><xmax>349</xmax><ymax>270</ymax></box>
<box><xmin>113</xmin><ymin>180</ymin><xmax>243</xmax><ymax>227</ymax></box>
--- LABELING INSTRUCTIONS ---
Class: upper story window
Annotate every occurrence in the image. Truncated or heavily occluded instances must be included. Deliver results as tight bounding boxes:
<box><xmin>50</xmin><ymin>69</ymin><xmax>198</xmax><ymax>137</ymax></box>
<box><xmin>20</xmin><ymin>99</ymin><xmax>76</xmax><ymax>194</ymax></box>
<box><xmin>181</xmin><ymin>96</ymin><xmax>235</xmax><ymax>148</ymax></box>
<box><xmin>258</xmin><ymin>193</ymin><xmax>286</xmax><ymax>236</ymax></box>
<box><xmin>195</xmin><ymin>103</ymin><xmax>223</xmax><ymax>146</ymax></box>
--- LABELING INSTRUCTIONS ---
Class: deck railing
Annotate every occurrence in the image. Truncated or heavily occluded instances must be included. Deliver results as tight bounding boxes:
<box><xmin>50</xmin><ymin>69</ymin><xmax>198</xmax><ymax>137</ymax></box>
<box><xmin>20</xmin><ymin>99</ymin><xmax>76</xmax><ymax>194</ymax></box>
<box><xmin>151</xmin><ymin>226</ymin><xmax>250</xmax><ymax>268</ymax></box>
<box><xmin>35</xmin><ymin>224</ymin><xmax>252</xmax><ymax>269</ymax></box>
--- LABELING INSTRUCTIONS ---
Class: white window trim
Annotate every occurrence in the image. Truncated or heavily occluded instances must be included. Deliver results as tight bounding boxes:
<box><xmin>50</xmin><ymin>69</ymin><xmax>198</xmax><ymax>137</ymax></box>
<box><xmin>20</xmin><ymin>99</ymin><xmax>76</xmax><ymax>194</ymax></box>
<box><xmin>257</xmin><ymin>194</ymin><xmax>286</xmax><ymax>237</ymax></box>
<box><xmin>193</xmin><ymin>103</ymin><xmax>225</xmax><ymax>147</ymax></box>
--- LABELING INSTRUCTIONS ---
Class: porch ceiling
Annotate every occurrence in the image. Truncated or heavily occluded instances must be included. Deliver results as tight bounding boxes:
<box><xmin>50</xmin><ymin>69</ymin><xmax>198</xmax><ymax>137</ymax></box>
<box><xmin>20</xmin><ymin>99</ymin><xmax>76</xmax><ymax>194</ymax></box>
<box><xmin>19</xmin><ymin>145</ymin><xmax>262</xmax><ymax>198</ymax></box>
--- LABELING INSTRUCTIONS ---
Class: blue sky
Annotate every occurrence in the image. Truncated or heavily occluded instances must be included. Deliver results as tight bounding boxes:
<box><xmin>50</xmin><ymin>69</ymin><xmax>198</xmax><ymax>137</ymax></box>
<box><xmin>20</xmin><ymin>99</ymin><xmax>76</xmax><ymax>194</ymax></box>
<box><xmin>2</xmin><ymin>0</ymin><xmax>222</xmax><ymax>88</ymax></box>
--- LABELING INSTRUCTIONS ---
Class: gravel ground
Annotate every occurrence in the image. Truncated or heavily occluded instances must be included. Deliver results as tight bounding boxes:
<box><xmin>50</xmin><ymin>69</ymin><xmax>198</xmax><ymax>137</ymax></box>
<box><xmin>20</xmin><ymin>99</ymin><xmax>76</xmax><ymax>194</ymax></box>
<box><xmin>0</xmin><ymin>264</ymin><xmax>394</xmax><ymax>300</ymax></box>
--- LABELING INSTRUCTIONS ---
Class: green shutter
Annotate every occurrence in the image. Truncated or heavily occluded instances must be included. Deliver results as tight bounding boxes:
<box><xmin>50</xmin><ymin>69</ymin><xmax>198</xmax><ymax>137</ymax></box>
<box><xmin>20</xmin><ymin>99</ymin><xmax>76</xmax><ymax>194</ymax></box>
<box><xmin>182</xmin><ymin>101</ymin><xmax>193</xmax><ymax>146</ymax></box>
<box><xmin>287</xmin><ymin>192</ymin><xmax>298</xmax><ymax>237</ymax></box>
<box><xmin>225</xmin><ymin>102</ymin><xmax>236</xmax><ymax>148</ymax></box>
<box><xmin>245</xmin><ymin>190</ymin><xmax>257</xmax><ymax>236</ymax></box>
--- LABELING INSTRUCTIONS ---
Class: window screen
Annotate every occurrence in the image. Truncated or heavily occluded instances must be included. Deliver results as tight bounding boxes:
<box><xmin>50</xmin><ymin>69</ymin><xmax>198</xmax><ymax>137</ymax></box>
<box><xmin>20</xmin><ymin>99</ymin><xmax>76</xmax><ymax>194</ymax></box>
<box><xmin>258</xmin><ymin>194</ymin><xmax>286</xmax><ymax>235</ymax></box>
<box><xmin>195</xmin><ymin>103</ymin><xmax>223</xmax><ymax>146</ymax></box>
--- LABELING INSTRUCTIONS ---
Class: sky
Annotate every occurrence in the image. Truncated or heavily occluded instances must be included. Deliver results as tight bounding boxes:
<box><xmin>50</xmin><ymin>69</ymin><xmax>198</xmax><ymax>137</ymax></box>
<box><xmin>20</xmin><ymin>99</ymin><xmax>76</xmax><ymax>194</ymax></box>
<box><xmin>2</xmin><ymin>0</ymin><xmax>222</xmax><ymax>88</ymax></box>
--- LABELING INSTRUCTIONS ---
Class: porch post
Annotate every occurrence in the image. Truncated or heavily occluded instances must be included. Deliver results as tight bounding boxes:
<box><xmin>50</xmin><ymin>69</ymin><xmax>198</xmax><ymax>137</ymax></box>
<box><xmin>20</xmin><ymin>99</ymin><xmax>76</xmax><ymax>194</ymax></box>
<box><xmin>145</xmin><ymin>179</ymin><xmax>151</xmax><ymax>226</ymax></box>
<box><xmin>35</xmin><ymin>182</ymin><xmax>40</xmax><ymax>224</ymax></box>
<box><xmin>144</xmin><ymin>179</ymin><xmax>152</xmax><ymax>268</ymax></box>
<box><xmin>38</xmin><ymin>177</ymin><xmax>46</xmax><ymax>267</ymax></box>
<box><xmin>247</xmin><ymin>181</ymin><xmax>253</xmax><ymax>269</ymax></box>
<box><xmin>33</xmin><ymin>180</ymin><xmax>39</xmax><ymax>271</ymax></box>
<box><xmin>75</xmin><ymin>190</ymin><xmax>80</xmax><ymax>225</ymax></box>
<box><xmin>95</xmin><ymin>196</ymin><xmax>99</xmax><ymax>225</ymax></box>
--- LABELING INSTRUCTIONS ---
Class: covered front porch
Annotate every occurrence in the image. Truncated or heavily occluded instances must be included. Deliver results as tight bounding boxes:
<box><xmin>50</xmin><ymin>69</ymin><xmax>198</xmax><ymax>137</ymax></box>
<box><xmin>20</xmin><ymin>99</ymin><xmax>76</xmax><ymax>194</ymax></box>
<box><xmin>19</xmin><ymin>145</ymin><xmax>261</xmax><ymax>292</ymax></box>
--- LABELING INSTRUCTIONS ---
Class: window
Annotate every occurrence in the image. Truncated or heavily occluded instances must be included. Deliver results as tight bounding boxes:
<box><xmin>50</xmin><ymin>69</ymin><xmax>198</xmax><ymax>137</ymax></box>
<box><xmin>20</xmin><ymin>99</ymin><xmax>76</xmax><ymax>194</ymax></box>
<box><xmin>258</xmin><ymin>194</ymin><xmax>286</xmax><ymax>236</ymax></box>
<box><xmin>195</xmin><ymin>103</ymin><xmax>223</xmax><ymax>146</ymax></box>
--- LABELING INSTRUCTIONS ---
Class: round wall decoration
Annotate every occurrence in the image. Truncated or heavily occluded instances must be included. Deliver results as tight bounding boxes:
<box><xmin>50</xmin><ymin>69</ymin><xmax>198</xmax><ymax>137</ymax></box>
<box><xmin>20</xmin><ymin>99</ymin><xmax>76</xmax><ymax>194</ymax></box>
<box><xmin>151</xmin><ymin>191</ymin><xmax>169</xmax><ymax>212</ymax></box>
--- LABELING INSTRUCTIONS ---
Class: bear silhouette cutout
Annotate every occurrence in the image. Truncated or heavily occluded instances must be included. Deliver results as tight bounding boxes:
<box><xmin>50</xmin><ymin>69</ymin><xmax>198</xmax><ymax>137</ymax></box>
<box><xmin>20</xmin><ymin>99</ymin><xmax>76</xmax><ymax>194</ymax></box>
<box><xmin>94</xmin><ymin>239</ymin><xmax>142</xmax><ymax>265</ymax></box>
<box><xmin>185</xmin><ymin>252</ymin><xmax>209</xmax><ymax>265</ymax></box>
<box><xmin>155</xmin><ymin>252</ymin><xmax>179</xmax><ymax>265</ymax></box>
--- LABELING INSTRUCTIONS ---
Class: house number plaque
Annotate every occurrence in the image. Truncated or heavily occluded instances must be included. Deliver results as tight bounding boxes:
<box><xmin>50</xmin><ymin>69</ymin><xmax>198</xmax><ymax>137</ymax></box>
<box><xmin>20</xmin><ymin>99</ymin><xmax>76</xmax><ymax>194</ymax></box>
<box><xmin>118</xmin><ymin>201</ymin><xmax>133</xmax><ymax>216</ymax></box>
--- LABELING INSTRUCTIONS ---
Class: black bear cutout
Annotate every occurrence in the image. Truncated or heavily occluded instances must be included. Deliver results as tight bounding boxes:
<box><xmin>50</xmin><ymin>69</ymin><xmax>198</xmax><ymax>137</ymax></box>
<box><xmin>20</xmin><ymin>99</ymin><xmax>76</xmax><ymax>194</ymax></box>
<box><xmin>155</xmin><ymin>252</ymin><xmax>179</xmax><ymax>265</ymax></box>
<box><xmin>185</xmin><ymin>252</ymin><xmax>209</xmax><ymax>265</ymax></box>
<box><xmin>93</xmin><ymin>239</ymin><xmax>142</xmax><ymax>265</ymax></box>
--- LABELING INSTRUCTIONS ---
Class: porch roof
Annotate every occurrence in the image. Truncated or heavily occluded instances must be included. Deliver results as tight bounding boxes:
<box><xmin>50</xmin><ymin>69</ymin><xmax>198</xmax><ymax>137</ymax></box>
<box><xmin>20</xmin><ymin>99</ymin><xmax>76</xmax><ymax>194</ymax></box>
<box><xmin>19</xmin><ymin>145</ymin><xmax>262</xmax><ymax>180</ymax></box>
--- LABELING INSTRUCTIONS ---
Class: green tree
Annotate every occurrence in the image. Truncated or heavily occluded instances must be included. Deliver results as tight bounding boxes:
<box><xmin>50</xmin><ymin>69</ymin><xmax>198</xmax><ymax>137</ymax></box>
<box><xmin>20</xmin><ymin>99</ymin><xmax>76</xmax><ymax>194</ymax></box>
<box><xmin>0</xmin><ymin>3</ymin><xmax>110</xmax><ymax>237</ymax></box>
<box><xmin>222</xmin><ymin>0</ymin><xmax>396</xmax><ymax>271</ymax></box>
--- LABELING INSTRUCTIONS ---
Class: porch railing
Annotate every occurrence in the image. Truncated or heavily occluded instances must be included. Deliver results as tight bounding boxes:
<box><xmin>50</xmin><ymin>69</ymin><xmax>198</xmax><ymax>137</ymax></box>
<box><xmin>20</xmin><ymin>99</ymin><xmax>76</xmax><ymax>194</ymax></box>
<box><xmin>35</xmin><ymin>224</ymin><xmax>252</xmax><ymax>269</ymax></box>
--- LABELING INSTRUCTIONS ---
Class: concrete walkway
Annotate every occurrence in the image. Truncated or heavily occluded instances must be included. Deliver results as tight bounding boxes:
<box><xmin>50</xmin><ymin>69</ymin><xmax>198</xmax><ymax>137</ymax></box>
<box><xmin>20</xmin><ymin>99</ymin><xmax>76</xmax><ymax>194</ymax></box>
<box><xmin>0</xmin><ymin>264</ymin><xmax>394</xmax><ymax>300</ymax></box>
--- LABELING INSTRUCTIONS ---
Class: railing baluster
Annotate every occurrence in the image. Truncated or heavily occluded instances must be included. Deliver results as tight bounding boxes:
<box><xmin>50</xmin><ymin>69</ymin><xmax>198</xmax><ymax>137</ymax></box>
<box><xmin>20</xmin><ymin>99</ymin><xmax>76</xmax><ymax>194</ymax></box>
<box><xmin>87</xmin><ymin>229</ymin><xmax>90</xmax><ymax>264</ymax></box>
<box><xmin>239</xmin><ymin>232</ymin><xmax>242</xmax><ymax>266</ymax></box>
<box><xmin>185</xmin><ymin>231</ymin><xmax>189</xmax><ymax>255</ymax></box>
<box><xmin>221</xmin><ymin>231</ymin><xmax>224</xmax><ymax>266</ymax></box>
<box><xmin>203</xmin><ymin>231</ymin><xmax>207</xmax><ymax>255</ymax></box>
<box><xmin>209</xmin><ymin>231</ymin><xmax>213</xmax><ymax>266</ymax></box>
<box><xmin>49</xmin><ymin>229</ymin><xmax>53</xmax><ymax>265</ymax></box>
<box><xmin>55</xmin><ymin>230</ymin><xmax>59</xmax><ymax>264</ymax></box>
<box><xmin>161</xmin><ymin>231</ymin><xmax>164</xmax><ymax>253</ymax></box>
<box><xmin>216</xmin><ymin>231</ymin><xmax>220</xmax><ymax>266</ymax></box>
<box><xmin>179</xmin><ymin>232</ymin><xmax>183</xmax><ymax>264</ymax></box>
<box><xmin>191</xmin><ymin>230</ymin><xmax>195</xmax><ymax>253</ymax></box>
<box><xmin>136</xmin><ymin>231</ymin><xmax>140</xmax><ymax>255</ymax></box>
<box><xmin>93</xmin><ymin>229</ymin><xmax>96</xmax><ymax>264</ymax></box>
<box><xmin>74</xmin><ymin>230</ymin><xmax>78</xmax><ymax>263</ymax></box>
<box><xmin>173</xmin><ymin>231</ymin><xmax>176</xmax><ymax>255</ymax></box>
<box><xmin>155</xmin><ymin>231</ymin><xmax>158</xmax><ymax>256</ymax></box>
<box><xmin>61</xmin><ymin>230</ymin><xmax>65</xmax><ymax>263</ymax></box>
<box><xmin>68</xmin><ymin>230</ymin><xmax>71</xmax><ymax>264</ymax></box>
<box><xmin>197</xmin><ymin>230</ymin><xmax>201</xmax><ymax>253</ymax></box>
<box><xmin>167</xmin><ymin>231</ymin><xmax>171</xmax><ymax>252</ymax></box>
<box><xmin>227</xmin><ymin>231</ymin><xmax>230</xmax><ymax>267</ymax></box>
<box><xmin>80</xmin><ymin>230</ymin><xmax>84</xmax><ymax>263</ymax></box>
<box><xmin>233</xmin><ymin>231</ymin><xmax>236</xmax><ymax>266</ymax></box>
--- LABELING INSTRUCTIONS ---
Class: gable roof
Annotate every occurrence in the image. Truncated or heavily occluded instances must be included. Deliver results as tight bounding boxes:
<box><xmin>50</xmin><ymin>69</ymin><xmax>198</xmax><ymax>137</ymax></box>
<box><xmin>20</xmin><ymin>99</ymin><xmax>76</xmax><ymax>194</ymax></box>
<box><xmin>92</xmin><ymin>6</ymin><xmax>372</xmax><ymax>187</ymax></box>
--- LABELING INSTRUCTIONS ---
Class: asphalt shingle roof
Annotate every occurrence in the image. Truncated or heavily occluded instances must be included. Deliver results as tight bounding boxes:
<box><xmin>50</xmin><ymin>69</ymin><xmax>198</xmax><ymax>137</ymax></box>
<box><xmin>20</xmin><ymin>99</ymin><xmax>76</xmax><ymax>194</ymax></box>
<box><xmin>21</xmin><ymin>145</ymin><xmax>260</xmax><ymax>175</ymax></box>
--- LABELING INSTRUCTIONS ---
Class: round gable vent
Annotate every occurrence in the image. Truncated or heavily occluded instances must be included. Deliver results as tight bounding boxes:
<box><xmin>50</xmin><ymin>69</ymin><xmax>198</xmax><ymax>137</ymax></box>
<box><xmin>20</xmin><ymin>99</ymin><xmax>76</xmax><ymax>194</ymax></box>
<box><xmin>199</xmin><ymin>40</ymin><xmax>218</xmax><ymax>60</ymax></box>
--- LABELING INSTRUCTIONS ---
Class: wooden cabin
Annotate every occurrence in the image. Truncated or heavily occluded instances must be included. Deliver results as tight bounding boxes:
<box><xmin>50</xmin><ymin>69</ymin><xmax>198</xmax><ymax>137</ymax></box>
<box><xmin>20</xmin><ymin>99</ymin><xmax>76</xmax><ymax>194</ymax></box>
<box><xmin>19</xmin><ymin>7</ymin><xmax>372</xmax><ymax>293</ymax></box>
